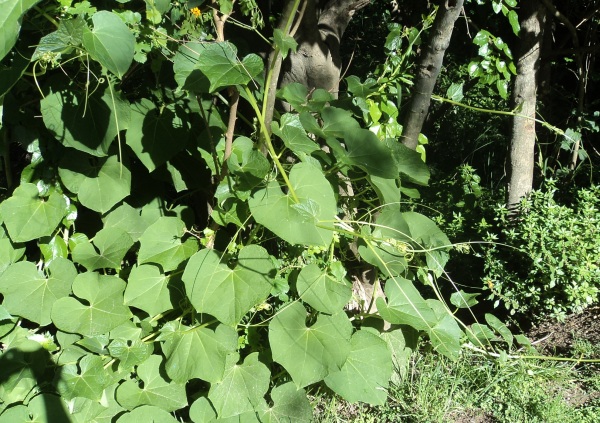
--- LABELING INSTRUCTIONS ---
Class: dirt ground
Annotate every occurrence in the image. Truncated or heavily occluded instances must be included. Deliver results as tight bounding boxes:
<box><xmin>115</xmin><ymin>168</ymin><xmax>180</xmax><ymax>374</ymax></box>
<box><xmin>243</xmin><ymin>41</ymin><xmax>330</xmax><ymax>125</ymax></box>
<box><xmin>527</xmin><ymin>305</ymin><xmax>600</xmax><ymax>356</ymax></box>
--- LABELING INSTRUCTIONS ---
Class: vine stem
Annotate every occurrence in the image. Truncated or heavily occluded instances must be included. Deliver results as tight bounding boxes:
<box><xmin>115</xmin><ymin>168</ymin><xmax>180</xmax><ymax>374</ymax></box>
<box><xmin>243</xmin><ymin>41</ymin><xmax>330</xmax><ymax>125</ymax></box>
<box><xmin>243</xmin><ymin>86</ymin><xmax>299</xmax><ymax>203</ymax></box>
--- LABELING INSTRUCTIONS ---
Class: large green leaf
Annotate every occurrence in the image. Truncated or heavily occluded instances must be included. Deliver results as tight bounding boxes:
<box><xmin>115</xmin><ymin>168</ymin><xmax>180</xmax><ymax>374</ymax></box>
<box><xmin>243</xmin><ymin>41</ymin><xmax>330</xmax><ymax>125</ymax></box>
<box><xmin>41</xmin><ymin>84</ymin><xmax>131</xmax><ymax>157</ymax></box>
<box><xmin>227</xmin><ymin>137</ymin><xmax>270</xmax><ymax>191</ymax></box>
<box><xmin>0</xmin><ymin>0</ymin><xmax>41</xmax><ymax>61</ymax></box>
<box><xmin>82</xmin><ymin>11</ymin><xmax>135</xmax><ymax>78</ymax></box>
<box><xmin>271</xmin><ymin>114</ymin><xmax>319</xmax><ymax>155</ymax></box>
<box><xmin>0</xmin><ymin>227</ymin><xmax>25</xmax><ymax>276</ymax></box>
<box><xmin>208</xmin><ymin>353</ymin><xmax>270</xmax><ymax>419</ymax></box>
<box><xmin>260</xmin><ymin>383</ymin><xmax>312</xmax><ymax>423</ymax></box>
<box><xmin>324</xmin><ymin>329</ymin><xmax>393</xmax><ymax>405</ymax></box>
<box><xmin>296</xmin><ymin>264</ymin><xmax>352</xmax><ymax>314</ymax></box>
<box><xmin>115</xmin><ymin>406</ymin><xmax>179</xmax><ymax>423</ymax></box>
<box><xmin>108</xmin><ymin>337</ymin><xmax>153</xmax><ymax>372</ymax></box>
<box><xmin>116</xmin><ymin>355</ymin><xmax>187</xmax><ymax>412</ymax></box>
<box><xmin>32</xmin><ymin>16</ymin><xmax>86</xmax><ymax>60</ymax></box>
<box><xmin>426</xmin><ymin>299</ymin><xmax>463</xmax><ymax>359</ymax></box>
<box><xmin>343</xmin><ymin>128</ymin><xmax>398</xmax><ymax>179</ymax></box>
<box><xmin>72</xmin><ymin>227</ymin><xmax>134</xmax><ymax>270</ymax></box>
<box><xmin>183</xmin><ymin>245</ymin><xmax>275</xmax><ymax>326</ymax></box>
<box><xmin>51</xmin><ymin>272</ymin><xmax>132</xmax><ymax>336</ymax></box>
<box><xmin>124</xmin><ymin>264</ymin><xmax>176</xmax><ymax>316</ymax></box>
<box><xmin>158</xmin><ymin>321</ymin><xmax>237</xmax><ymax>383</ymax></box>
<box><xmin>357</xmin><ymin>208</ymin><xmax>410</xmax><ymax>276</ymax></box>
<box><xmin>385</xmin><ymin>139</ymin><xmax>430</xmax><ymax>185</ymax></box>
<box><xmin>103</xmin><ymin>203</ymin><xmax>149</xmax><ymax>242</ymax></box>
<box><xmin>269</xmin><ymin>303</ymin><xmax>352</xmax><ymax>388</ymax></box>
<box><xmin>402</xmin><ymin>212</ymin><xmax>451</xmax><ymax>276</ymax></box>
<box><xmin>249</xmin><ymin>162</ymin><xmax>337</xmax><ymax>247</ymax></box>
<box><xmin>376</xmin><ymin>276</ymin><xmax>437</xmax><ymax>331</ymax></box>
<box><xmin>59</xmin><ymin>152</ymin><xmax>131</xmax><ymax>213</ymax></box>
<box><xmin>0</xmin><ymin>258</ymin><xmax>76</xmax><ymax>326</ymax></box>
<box><xmin>138</xmin><ymin>216</ymin><xmax>198</xmax><ymax>272</ymax></box>
<box><xmin>126</xmin><ymin>99</ymin><xmax>190</xmax><ymax>172</ymax></box>
<box><xmin>195</xmin><ymin>42</ymin><xmax>263</xmax><ymax>92</ymax></box>
<box><xmin>0</xmin><ymin>183</ymin><xmax>67</xmax><ymax>242</ymax></box>
<box><xmin>57</xmin><ymin>355</ymin><xmax>113</xmax><ymax>400</ymax></box>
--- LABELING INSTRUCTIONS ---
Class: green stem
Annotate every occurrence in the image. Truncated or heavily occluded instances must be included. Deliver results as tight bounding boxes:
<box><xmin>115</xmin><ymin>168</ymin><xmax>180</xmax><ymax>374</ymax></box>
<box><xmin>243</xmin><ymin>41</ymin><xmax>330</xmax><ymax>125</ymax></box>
<box><xmin>33</xmin><ymin>5</ymin><xmax>59</xmax><ymax>28</ymax></box>
<box><xmin>243</xmin><ymin>86</ymin><xmax>299</xmax><ymax>203</ymax></box>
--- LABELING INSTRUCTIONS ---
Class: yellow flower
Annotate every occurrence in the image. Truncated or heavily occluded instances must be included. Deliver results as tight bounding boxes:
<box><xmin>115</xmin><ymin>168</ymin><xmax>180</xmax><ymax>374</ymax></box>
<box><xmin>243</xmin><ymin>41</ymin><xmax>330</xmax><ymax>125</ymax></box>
<box><xmin>190</xmin><ymin>7</ymin><xmax>201</xmax><ymax>18</ymax></box>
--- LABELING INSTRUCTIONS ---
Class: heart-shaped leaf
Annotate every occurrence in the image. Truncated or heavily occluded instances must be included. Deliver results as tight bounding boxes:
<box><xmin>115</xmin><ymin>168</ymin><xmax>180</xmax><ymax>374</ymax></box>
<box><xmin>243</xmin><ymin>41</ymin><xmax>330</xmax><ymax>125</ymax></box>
<box><xmin>183</xmin><ymin>245</ymin><xmax>275</xmax><ymax>326</ymax></box>
<box><xmin>59</xmin><ymin>152</ymin><xmax>131</xmax><ymax>213</ymax></box>
<box><xmin>116</xmin><ymin>355</ymin><xmax>187</xmax><ymax>412</ymax></box>
<box><xmin>269</xmin><ymin>302</ymin><xmax>352</xmax><ymax>388</ymax></box>
<box><xmin>376</xmin><ymin>276</ymin><xmax>437</xmax><ymax>331</ymax></box>
<box><xmin>126</xmin><ymin>99</ymin><xmax>190</xmax><ymax>172</ymax></box>
<box><xmin>57</xmin><ymin>355</ymin><xmax>112</xmax><ymax>401</ymax></box>
<box><xmin>249</xmin><ymin>162</ymin><xmax>336</xmax><ymax>247</ymax></box>
<box><xmin>259</xmin><ymin>382</ymin><xmax>312</xmax><ymax>423</ymax></box>
<box><xmin>51</xmin><ymin>272</ymin><xmax>132</xmax><ymax>336</ymax></box>
<box><xmin>158</xmin><ymin>321</ymin><xmax>237</xmax><ymax>383</ymax></box>
<box><xmin>208</xmin><ymin>352</ymin><xmax>270</xmax><ymax>419</ymax></box>
<box><xmin>0</xmin><ymin>0</ymin><xmax>41</xmax><ymax>61</ymax></box>
<box><xmin>124</xmin><ymin>264</ymin><xmax>177</xmax><ymax>316</ymax></box>
<box><xmin>138</xmin><ymin>216</ymin><xmax>198</xmax><ymax>272</ymax></box>
<box><xmin>72</xmin><ymin>227</ymin><xmax>134</xmax><ymax>271</ymax></box>
<box><xmin>82</xmin><ymin>11</ymin><xmax>135</xmax><ymax>78</ymax></box>
<box><xmin>0</xmin><ymin>258</ymin><xmax>76</xmax><ymax>326</ymax></box>
<box><xmin>41</xmin><ymin>84</ymin><xmax>131</xmax><ymax>157</ymax></box>
<box><xmin>324</xmin><ymin>329</ymin><xmax>393</xmax><ymax>405</ymax></box>
<box><xmin>194</xmin><ymin>42</ymin><xmax>263</xmax><ymax>92</ymax></box>
<box><xmin>296</xmin><ymin>264</ymin><xmax>352</xmax><ymax>314</ymax></box>
<box><xmin>0</xmin><ymin>183</ymin><xmax>67</xmax><ymax>242</ymax></box>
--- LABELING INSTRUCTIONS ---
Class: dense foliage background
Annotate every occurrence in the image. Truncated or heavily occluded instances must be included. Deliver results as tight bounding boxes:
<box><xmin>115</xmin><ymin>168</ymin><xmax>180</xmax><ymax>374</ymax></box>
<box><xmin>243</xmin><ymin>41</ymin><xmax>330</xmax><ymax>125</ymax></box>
<box><xmin>0</xmin><ymin>0</ymin><xmax>598</xmax><ymax>421</ymax></box>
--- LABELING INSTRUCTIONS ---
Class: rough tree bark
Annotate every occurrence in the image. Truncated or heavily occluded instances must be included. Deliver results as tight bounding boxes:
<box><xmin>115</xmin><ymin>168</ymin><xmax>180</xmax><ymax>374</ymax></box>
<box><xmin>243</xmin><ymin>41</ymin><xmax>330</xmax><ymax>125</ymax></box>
<box><xmin>400</xmin><ymin>0</ymin><xmax>464</xmax><ymax>150</ymax></box>
<box><xmin>279</xmin><ymin>0</ymin><xmax>369</xmax><ymax>96</ymax></box>
<box><xmin>507</xmin><ymin>0</ymin><xmax>546</xmax><ymax>211</ymax></box>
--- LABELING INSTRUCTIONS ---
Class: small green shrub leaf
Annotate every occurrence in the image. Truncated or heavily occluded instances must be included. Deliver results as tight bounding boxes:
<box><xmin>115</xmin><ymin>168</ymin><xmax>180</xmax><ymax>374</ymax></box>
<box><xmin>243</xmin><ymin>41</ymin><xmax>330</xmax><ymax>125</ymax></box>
<box><xmin>208</xmin><ymin>352</ymin><xmax>270</xmax><ymax>419</ymax></box>
<box><xmin>486</xmin><ymin>313</ymin><xmax>513</xmax><ymax>347</ymax></box>
<box><xmin>271</xmin><ymin>113</ymin><xmax>319</xmax><ymax>155</ymax></box>
<box><xmin>158</xmin><ymin>321</ymin><xmax>237</xmax><ymax>383</ymax></box>
<box><xmin>0</xmin><ymin>183</ymin><xmax>67</xmax><ymax>242</ymax></box>
<box><xmin>82</xmin><ymin>11</ymin><xmax>135</xmax><ymax>78</ymax></box>
<box><xmin>116</xmin><ymin>355</ymin><xmax>187</xmax><ymax>412</ymax></box>
<box><xmin>51</xmin><ymin>272</ymin><xmax>132</xmax><ymax>336</ymax></box>
<box><xmin>183</xmin><ymin>245</ymin><xmax>274</xmax><ymax>326</ymax></box>
<box><xmin>269</xmin><ymin>302</ymin><xmax>352</xmax><ymax>388</ymax></box>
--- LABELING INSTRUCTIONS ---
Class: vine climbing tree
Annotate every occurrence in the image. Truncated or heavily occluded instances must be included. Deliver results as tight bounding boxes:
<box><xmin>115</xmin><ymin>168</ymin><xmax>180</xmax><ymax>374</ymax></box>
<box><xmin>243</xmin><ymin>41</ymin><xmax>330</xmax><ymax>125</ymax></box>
<box><xmin>0</xmin><ymin>1</ymin><xmax>524</xmax><ymax>421</ymax></box>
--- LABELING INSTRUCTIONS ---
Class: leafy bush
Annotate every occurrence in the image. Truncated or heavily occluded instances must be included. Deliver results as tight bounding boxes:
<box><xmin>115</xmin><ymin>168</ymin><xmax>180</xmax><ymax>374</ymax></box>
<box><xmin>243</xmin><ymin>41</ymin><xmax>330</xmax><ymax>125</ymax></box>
<box><xmin>482</xmin><ymin>181</ymin><xmax>600</xmax><ymax>319</ymax></box>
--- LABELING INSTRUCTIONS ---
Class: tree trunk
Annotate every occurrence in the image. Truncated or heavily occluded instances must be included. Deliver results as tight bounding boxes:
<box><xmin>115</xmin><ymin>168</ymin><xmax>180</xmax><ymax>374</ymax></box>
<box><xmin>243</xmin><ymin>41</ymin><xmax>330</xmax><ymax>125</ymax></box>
<box><xmin>279</xmin><ymin>0</ymin><xmax>369</xmax><ymax>96</ymax></box>
<box><xmin>507</xmin><ymin>0</ymin><xmax>546</xmax><ymax>211</ymax></box>
<box><xmin>400</xmin><ymin>0</ymin><xmax>464</xmax><ymax>150</ymax></box>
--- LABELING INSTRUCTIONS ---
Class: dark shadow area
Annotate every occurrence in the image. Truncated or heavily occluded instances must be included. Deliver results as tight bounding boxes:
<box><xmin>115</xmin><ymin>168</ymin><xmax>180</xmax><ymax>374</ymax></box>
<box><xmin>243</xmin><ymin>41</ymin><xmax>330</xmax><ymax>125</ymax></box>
<box><xmin>0</xmin><ymin>339</ymin><xmax>70</xmax><ymax>422</ymax></box>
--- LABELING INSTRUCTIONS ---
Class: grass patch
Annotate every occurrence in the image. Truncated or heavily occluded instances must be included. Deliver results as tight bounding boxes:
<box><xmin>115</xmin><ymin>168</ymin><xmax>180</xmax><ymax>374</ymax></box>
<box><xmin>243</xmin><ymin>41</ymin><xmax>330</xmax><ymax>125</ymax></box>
<box><xmin>312</xmin><ymin>345</ymin><xmax>600</xmax><ymax>422</ymax></box>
